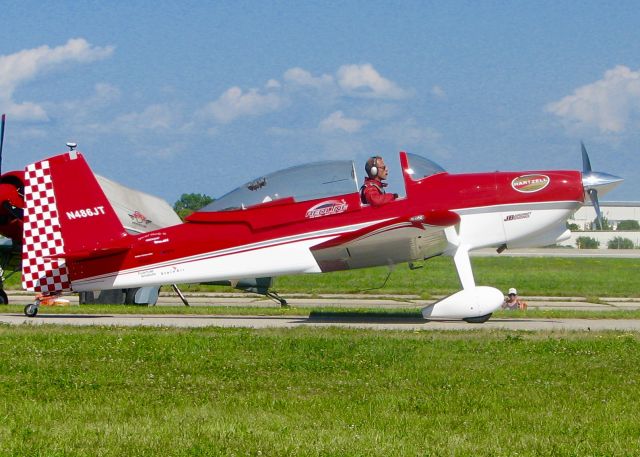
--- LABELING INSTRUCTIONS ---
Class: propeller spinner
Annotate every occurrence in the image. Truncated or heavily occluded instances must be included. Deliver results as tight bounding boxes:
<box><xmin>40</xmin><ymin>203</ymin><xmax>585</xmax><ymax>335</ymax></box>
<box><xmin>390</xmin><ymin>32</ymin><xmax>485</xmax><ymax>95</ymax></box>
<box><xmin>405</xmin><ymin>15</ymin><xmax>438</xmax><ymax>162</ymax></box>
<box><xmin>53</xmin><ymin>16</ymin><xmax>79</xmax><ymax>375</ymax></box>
<box><xmin>581</xmin><ymin>142</ymin><xmax>623</xmax><ymax>229</ymax></box>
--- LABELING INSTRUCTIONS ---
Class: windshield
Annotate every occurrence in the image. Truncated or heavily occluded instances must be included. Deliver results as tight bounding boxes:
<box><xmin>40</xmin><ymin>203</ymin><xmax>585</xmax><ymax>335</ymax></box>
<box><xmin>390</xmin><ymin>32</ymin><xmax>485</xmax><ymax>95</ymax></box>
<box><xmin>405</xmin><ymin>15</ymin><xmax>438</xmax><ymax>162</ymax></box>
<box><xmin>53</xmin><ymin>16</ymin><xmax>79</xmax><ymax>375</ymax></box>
<box><xmin>405</xmin><ymin>153</ymin><xmax>446</xmax><ymax>180</ymax></box>
<box><xmin>200</xmin><ymin>160</ymin><xmax>359</xmax><ymax>212</ymax></box>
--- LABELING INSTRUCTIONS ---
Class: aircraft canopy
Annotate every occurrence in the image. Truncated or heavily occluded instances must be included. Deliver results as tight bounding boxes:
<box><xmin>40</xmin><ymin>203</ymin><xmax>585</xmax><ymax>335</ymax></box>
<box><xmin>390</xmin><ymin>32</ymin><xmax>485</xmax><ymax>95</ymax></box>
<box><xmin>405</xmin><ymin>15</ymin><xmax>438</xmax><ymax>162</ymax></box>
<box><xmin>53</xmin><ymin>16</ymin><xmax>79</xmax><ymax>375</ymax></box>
<box><xmin>404</xmin><ymin>153</ymin><xmax>446</xmax><ymax>180</ymax></box>
<box><xmin>200</xmin><ymin>160</ymin><xmax>359</xmax><ymax>212</ymax></box>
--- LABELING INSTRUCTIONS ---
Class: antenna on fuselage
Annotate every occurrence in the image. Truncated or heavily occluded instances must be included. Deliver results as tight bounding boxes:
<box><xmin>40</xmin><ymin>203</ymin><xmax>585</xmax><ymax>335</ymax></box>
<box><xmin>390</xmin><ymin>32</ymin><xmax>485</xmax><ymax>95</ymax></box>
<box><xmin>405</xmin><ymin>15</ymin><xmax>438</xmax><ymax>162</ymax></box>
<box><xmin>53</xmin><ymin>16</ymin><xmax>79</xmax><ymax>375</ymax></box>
<box><xmin>66</xmin><ymin>142</ymin><xmax>78</xmax><ymax>159</ymax></box>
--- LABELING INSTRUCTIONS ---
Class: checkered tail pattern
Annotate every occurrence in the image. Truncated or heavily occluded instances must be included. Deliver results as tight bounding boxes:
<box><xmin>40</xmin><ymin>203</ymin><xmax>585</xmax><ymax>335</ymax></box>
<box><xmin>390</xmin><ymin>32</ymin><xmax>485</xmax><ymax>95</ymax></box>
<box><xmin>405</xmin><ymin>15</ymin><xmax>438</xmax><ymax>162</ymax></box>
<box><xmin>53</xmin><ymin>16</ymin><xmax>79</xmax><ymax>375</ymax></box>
<box><xmin>21</xmin><ymin>160</ymin><xmax>71</xmax><ymax>293</ymax></box>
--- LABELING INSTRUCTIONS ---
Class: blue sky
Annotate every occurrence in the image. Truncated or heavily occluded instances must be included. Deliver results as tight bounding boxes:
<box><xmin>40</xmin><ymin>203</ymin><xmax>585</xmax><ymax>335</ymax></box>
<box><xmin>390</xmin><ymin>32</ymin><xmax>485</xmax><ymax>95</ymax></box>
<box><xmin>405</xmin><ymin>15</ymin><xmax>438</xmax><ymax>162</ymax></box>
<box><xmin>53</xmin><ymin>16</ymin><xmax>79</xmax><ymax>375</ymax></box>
<box><xmin>1</xmin><ymin>1</ymin><xmax>639</xmax><ymax>204</ymax></box>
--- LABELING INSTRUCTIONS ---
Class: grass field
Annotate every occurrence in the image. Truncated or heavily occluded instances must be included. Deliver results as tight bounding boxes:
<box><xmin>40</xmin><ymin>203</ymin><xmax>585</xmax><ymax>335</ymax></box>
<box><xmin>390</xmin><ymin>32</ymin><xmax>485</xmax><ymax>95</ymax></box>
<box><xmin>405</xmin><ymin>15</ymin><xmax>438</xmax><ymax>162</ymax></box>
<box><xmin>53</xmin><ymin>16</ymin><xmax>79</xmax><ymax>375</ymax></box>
<box><xmin>2</xmin><ymin>256</ymin><xmax>639</xmax><ymax>455</ymax></box>
<box><xmin>273</xmin><ymin>256</ymin><xmax>640</xmax><ymax>298</ymax></box>
<box><xmin>1</xmin><ymin>326</ymin><xmax>640</xmax><ymax>456</ymax></box>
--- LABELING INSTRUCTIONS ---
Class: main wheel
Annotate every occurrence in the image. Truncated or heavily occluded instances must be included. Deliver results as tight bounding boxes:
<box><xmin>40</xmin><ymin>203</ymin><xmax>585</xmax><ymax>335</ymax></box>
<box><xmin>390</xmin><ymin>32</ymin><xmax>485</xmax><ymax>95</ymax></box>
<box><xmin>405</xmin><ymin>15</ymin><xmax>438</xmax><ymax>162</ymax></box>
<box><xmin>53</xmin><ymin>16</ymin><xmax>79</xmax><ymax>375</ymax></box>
<box><xmin>463</xmin><ymin>313</ymin><xmax>492</xmax><ymax>324</ymax></box>
<box><xmin>0</xmin><ymin>290</ymin><xmax>7</xmax><ymax>305</ymax></box>
<box><xmin>24</xmin><ymin>304</ymin><xmax>38</xmax><ymax>317</ymax></box>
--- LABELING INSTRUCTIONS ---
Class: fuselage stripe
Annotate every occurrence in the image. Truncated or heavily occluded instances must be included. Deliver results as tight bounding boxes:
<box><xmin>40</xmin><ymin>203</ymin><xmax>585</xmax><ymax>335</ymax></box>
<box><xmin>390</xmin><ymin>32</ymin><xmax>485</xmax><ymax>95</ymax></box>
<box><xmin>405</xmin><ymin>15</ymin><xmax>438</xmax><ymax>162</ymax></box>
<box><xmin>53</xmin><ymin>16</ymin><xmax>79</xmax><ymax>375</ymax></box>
<box><xmin>71</xmin><ymin>218</ymin><xmax>393</xmax><ymax>285</ymax></box>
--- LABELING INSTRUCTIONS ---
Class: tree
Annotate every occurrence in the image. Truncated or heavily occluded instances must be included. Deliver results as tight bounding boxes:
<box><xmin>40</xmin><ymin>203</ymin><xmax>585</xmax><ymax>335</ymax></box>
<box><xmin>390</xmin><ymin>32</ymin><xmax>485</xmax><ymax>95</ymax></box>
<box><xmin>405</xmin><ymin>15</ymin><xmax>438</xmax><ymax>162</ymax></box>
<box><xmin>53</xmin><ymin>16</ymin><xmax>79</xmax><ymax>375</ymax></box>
<box><xmin>590</xmin><ymin>215</ymin><xmax>612</xmax><ymax>231</ymax></box>
<box><xmin>576</xmin><ymin>236</ymin><xmax>600</xmax><ymax>249</ymax></box>
<box><xmin>566</xmin><ymin>222</ymin><xmax>580</xmax><ymax>231</ymax></box>
<box><xmin>174</xmin><ymin>193</ymin><xmax>214</xmax><ymax>220</ymax></box>
<box><xmin>607</xmin><ymin>237</ymin><xmax>635</xmax><ymax>249</ymax></box>
<box><xmin>617</xmin><ymin>220</ymin><xmax>640</xmax><ymax>231</ymax></box>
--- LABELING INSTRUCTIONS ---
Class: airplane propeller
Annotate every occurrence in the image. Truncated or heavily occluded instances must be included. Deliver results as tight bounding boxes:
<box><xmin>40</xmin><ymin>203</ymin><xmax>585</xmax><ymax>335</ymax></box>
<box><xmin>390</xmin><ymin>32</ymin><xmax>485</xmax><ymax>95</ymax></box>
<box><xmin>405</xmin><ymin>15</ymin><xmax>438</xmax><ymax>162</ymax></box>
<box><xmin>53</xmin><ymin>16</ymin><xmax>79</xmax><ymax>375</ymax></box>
<box><xmin>580</xmin><ymin>141</ymin><xmax>623</xmax><ymax>230</ymax></box>
<box><xmin>0</xmin><ymin>114</ymin><xmax>5</xmax><ymax>174</ymax></box>
<box><xmin>0</xmin><ymin>114</ymin><xmax>25</xmax><ymax>223</ymax></box>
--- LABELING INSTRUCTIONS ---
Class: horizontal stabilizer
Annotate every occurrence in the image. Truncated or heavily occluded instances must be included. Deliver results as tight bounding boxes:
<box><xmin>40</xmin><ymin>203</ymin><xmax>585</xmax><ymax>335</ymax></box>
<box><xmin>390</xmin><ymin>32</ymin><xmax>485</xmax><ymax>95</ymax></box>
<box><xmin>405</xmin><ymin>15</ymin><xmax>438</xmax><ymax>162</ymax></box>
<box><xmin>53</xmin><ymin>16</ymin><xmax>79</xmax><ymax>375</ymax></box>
<box><xmin>48</xmin><ymin>242</ymin><xmax>131</xmax><ymax>262</ymax></box>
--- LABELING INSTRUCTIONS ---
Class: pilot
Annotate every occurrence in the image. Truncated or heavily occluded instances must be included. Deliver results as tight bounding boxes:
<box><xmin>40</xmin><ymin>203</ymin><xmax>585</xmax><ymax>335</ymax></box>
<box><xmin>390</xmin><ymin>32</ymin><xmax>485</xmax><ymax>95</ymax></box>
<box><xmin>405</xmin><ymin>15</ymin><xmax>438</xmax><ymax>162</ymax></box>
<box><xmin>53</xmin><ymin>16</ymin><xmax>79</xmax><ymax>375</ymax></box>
<box><xmin>360</xmin><ymin>155</ymin><xmax>398</xmax><ymax>206</ymax></box>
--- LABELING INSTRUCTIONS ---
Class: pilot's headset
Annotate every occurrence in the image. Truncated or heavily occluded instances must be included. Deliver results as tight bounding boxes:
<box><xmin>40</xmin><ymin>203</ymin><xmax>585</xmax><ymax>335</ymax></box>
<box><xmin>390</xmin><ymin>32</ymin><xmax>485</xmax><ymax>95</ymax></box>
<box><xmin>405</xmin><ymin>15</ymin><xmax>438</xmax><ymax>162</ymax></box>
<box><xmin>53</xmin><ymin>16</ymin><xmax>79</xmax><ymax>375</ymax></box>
<box><xmin>365</xmin><ymin>156</ymin><xmax>381</xmax><ymax>178</ymax></box>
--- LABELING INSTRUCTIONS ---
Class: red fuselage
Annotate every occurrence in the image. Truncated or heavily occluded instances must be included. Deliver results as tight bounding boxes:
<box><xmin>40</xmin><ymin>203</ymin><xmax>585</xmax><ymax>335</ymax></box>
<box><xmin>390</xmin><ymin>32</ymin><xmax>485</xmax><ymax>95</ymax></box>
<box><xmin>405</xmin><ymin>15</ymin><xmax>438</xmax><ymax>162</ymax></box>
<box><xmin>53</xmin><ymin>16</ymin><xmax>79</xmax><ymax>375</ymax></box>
<box><xmin>65</xmin><ymin>167</ymin><xmax>584</xmax><ymax>284</ymax></box>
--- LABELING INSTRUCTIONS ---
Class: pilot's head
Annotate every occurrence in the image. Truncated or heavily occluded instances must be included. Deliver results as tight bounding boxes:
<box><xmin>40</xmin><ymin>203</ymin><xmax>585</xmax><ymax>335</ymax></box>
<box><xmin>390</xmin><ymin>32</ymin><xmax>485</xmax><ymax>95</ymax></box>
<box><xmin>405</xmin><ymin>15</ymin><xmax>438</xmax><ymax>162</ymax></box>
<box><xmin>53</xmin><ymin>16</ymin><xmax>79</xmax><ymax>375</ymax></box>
<box><xmin>365</xmin><ymin>156</ymin><xmax>389</xmax><ymax>180</ymax></box>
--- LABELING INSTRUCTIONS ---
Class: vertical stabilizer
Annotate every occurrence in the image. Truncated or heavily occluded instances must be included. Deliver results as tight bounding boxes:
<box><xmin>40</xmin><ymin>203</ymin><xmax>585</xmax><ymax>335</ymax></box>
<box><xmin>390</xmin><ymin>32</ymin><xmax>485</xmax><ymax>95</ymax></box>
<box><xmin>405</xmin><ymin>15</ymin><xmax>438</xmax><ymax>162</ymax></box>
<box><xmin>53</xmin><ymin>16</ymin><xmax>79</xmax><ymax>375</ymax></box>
<box><xmin>21</xmin><ymin>152</ymin><xmax>129</xmax><ymax>293</ymax></box>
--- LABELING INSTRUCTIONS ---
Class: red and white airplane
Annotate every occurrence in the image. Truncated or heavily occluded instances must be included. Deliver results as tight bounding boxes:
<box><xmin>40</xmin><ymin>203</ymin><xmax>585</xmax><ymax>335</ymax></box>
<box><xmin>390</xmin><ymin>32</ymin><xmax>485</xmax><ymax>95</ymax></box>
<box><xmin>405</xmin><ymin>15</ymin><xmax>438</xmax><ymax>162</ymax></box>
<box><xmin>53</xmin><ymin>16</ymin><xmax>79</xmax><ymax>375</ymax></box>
<box><xmin>20</xmin><ymin>145</ymin><xmax>622</xmax><ymax>321</ymax></box>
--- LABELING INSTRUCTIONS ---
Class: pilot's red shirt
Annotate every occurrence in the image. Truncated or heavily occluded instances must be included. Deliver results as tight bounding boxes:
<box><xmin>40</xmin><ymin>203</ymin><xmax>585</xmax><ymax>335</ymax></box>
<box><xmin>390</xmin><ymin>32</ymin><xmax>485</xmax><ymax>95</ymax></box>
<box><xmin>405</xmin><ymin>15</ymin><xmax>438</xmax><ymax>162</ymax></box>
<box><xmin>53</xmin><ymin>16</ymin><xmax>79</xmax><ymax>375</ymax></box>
<box><xmin>360</xmin><ymin>177</ymin><xmax>396</xmax><ymax>207</ymax></box>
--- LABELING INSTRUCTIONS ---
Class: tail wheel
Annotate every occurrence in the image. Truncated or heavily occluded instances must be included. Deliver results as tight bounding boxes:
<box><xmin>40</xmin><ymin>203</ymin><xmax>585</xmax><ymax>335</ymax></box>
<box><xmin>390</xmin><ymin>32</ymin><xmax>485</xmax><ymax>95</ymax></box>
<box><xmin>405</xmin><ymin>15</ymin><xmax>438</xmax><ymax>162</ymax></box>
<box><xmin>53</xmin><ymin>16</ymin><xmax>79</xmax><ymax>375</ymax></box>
<box><xmin>24</xmin><ymin>304</ymin><xmax>38</xmax><ymax>317</ymax></box>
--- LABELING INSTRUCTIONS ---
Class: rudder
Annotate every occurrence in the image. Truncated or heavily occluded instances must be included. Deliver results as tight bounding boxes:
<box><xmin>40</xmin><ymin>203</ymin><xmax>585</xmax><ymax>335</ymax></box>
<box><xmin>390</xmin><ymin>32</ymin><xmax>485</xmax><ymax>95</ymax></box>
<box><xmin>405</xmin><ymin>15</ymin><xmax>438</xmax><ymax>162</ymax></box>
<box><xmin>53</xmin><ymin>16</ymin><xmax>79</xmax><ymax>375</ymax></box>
<box><xmin>22</xmin><ymin>152</ymin><xmax>128</xmax><ymax>293</ymax></box>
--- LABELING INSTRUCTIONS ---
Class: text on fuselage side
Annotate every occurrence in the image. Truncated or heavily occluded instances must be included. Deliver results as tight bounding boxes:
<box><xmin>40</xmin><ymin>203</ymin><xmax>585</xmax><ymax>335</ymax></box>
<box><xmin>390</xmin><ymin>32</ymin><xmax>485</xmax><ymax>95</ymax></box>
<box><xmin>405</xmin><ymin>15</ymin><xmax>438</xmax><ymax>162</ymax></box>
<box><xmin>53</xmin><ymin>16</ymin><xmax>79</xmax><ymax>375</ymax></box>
<box><xmin>66</xmin><ymin>206</ymin><xmax>106</xmax><ymax>220</ymax></box>
<box><xmin>504</xmin><ymin>212</ymin><xmax>532</xmax><ymax>222</ymax></box>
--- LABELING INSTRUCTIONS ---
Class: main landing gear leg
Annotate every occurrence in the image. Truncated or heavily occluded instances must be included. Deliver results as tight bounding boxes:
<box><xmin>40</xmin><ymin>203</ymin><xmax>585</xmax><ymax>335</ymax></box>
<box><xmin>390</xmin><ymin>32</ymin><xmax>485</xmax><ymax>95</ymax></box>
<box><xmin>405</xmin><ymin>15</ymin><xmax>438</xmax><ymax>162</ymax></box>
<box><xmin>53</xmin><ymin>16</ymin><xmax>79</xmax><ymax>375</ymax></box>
<box><xmin>454</xmin><ymin>246</ymin><xmax>493</xmax><ymax>323</ymax></box>
<box><xmin>266</xmin><ymin>290</ymin><xmax>288</xmax><ymax>307</ymax></box>
<box><xmin>171</xmin><ymin>284</ymin><xmax>190</xmax><ymax>306</ymax></box>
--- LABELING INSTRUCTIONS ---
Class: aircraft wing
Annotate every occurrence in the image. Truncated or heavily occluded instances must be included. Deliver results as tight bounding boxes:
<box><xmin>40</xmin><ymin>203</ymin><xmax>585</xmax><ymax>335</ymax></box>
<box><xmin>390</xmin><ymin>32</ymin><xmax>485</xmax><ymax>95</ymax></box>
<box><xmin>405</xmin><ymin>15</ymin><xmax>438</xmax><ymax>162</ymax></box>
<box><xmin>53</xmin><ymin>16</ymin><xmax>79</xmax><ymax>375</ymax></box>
<box><xmin>311</xmin><ymin>210</ymin><xmax>459</xmax><ymax>272</ymax></box>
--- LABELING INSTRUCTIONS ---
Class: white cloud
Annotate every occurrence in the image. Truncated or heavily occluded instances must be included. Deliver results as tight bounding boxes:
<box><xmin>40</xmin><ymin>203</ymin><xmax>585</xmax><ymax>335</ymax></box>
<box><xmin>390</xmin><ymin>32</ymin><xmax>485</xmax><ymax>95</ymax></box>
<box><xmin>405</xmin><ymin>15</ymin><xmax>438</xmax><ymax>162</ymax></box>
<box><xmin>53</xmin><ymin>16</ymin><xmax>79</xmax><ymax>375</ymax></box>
<box><xmin>115</xmin><ymin>104</ymin><xmax>174</xmax><ymax>131</ymax></box>
<box><xmin>319</xmin><ymin>111</ymin><xmax>366</xmax><ymax>133</ymax></box>
<box><xmin>0</xmin><ymin>38</ymin><xmax>114</xmax><ymax>121</ymax></box>
<box><xmin>354</xmin><ymin>103</ymin><xmax>403</xmax><ymax>121</ymax></box>
<box><xmin>431</xmin><ymin>85</ymin><xmax>446</xmax><ymax>99</ymax></box>
<box><xmin>374</xmin><ymin>118</ymin><xmax>449</xmax><ymax>158</ymax></box>
<box><xmin>267</xmin><ymin>126</ymin><xmax>296</xmax><ymax>136</ymax></box>
<box><xmin>336</xmin><ymin>63</ymin><xmax>408</xmax><ymax>99</ymax></box>
<box><xmin>202</xmin><ymin>63</ymin><xmax>409</xmax><ymax>125</ymax></box>
<box><xmin>284</xmin><ymin>67</ymin><xmax>334</xmax><ymax>89</ymax></box>
<box><xmin>203</xmin><ymin>86</ymin><xmax>284</xmax><ymax>123</ymax></box>
<box><xmin>59</xmin><ymin>83</ymin><xmax>121</xmax><ymax>118</ymax></box>
<box><xmin>85</xmin><ymin>104</ymin><xmax>187</xmax><ymax>158</ymax></box>
<box><xmin>546</xmin><ymin>65</ymin><xmax>640</xmax><ymax>133</ymax></box>
<box><xmin>92</xmin><ymin>83</ymin><xmax>121</xmax><ymax>103</ymax></box>
<box><xmin>4</xmin><ymin>101</ymin><xmax>47</xmax><ymax>121</ymax></box>
<box><xmin>265</xmin><ymin>79</ymin><xmax>281</xmax><ymax>89</ymax></box>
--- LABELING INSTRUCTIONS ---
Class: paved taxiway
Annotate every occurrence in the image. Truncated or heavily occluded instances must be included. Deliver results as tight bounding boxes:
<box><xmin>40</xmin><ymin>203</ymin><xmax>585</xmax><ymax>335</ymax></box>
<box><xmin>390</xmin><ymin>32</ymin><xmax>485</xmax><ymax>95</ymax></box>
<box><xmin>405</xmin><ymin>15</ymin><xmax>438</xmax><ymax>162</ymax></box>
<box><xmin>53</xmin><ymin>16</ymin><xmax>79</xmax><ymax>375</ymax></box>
<box><xmin>3</xmin><ymin>313</ymin><xmax>640</xmax><ymax>331</ymax></box>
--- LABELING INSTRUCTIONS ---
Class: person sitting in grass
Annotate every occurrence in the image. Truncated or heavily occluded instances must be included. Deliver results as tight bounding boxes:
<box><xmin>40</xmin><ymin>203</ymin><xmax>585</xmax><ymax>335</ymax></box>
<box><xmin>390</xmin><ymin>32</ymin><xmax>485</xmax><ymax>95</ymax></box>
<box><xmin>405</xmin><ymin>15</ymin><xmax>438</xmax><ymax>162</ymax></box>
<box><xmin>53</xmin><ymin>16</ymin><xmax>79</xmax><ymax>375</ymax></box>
<box><xmin>502</xmin><ymin>288</ymin><xmax>527</xmax><ymax>310</ymax></box>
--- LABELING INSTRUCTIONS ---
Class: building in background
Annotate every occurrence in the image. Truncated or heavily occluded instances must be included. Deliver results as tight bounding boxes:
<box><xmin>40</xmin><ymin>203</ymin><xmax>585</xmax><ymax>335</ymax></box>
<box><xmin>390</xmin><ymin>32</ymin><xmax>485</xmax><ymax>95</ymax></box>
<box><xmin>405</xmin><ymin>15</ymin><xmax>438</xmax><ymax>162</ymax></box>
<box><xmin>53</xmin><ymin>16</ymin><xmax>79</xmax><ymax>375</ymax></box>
<box><xmin>564</xmin><ymin>202</ymin><xmax>640</xmax><ymax>249</ymax></box>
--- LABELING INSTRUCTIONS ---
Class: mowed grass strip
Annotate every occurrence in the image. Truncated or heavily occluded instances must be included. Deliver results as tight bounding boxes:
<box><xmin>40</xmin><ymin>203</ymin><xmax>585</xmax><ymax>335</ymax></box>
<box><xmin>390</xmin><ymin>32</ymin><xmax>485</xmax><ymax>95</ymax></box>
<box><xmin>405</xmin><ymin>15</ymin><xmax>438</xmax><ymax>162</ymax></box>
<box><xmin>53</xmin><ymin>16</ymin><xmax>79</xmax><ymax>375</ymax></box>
<box><xmin>1</xmin><ymin>326</ymin><xmax>639</xmax><ymax>456</ymax></box>
<box><xmin>274</xmin><ymin>256</ymin><xmax>640</xmax><ymax>298</ymax></box>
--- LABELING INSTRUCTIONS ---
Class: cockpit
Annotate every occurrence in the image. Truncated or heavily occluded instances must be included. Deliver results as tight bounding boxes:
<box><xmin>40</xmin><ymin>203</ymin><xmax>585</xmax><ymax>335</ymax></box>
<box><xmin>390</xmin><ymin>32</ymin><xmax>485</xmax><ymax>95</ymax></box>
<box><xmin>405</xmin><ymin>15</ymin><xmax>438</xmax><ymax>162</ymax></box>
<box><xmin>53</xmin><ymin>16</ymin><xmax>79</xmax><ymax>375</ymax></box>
<box><xmin>200</xmin><ymin>161</ymin><xmax>359</xmax><ymax>212</ymax></box>
<box><xmin>198</xmin><ymin>152</ymin><xmax>446</xmax><ymax>213</ymax></box>
<box><xmin>403</xmin><ymin>152</ymin><xmax>446</xmax><ymax>181</ymax></box>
